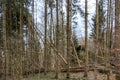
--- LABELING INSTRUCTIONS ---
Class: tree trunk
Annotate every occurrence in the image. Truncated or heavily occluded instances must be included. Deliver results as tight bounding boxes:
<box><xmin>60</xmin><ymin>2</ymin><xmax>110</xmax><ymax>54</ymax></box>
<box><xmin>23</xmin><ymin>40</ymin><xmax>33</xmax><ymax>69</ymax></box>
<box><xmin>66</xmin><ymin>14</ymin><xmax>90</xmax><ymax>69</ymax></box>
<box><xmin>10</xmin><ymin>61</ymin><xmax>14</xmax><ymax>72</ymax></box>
<box><xmin>115</xmin><ymin>0</ymin><xmax>120</xmax><ymax>79</ymax></box>
<box><xmin>44</xmin><ymin>0</ymin><xmax>48</xmax><ymax>75</ymax></box>
<box><xmin>2</xmin><ymin>0</ymin><xmax>8</xmax><ymax>80</ymax></box>
<box><xmin>55</xmin><ymin>0</ymin><xmax>59</xmax><ymax>78</ymax></box>
<box><xmin>19</xmin><ymin>0</ymin><xmax>23</xmax><ymax>79</ymax></box>
<box><xmin>66</xmin><ymin>0</ymin><xmax>71</xmax><ymax>78</ymax></box>
<box><xmin>94</xmin><ymin>0</ymin><xmax>99</xmax><ymax>80</ymax></box>
<box><xmin>106</xmin><ymin>0</ymin><xmax>111</xmax><ymax>80</ymax></box>
<box><xmin>84</xmin><ymin>0</ymin><xmax>88</xmax><ymax>77</ymax></box>
<box><xmin>49</xmin><ymin>0</ymin><xmax>53</xmax><ymax>71</ymax></box>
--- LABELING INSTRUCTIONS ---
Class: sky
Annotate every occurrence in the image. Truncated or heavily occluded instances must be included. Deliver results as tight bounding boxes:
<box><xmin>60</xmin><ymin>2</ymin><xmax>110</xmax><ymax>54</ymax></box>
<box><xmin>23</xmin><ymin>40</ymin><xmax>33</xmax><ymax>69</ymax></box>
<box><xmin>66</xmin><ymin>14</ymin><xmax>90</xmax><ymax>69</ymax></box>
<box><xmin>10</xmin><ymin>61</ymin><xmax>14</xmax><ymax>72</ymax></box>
<box><xmin>34</xmin><ymin>0</ymin><xmax>96</xmax><ymax>40</ymax></box>
<box><xmin>76</xmin><ymin>0</ymin><xmax>96</xmax><ymax>39</ymax></box>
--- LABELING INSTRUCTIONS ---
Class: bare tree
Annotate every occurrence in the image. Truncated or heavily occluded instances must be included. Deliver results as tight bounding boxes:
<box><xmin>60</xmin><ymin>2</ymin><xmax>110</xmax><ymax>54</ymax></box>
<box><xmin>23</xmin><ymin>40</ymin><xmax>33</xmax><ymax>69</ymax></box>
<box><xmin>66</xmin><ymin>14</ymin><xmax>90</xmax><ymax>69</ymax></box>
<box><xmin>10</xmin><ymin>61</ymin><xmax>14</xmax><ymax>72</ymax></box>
<box><xmin>44</xmin><ymin>0</ymin><xmax>48</xmax><ymax>75</ymax></box>
<box><xmin>66</xmin><ymin>0</ymin><xmax>71</xmax><ymax>78</ymax></box>
<box><xmin>55</xmin><ymin>0</ymin><xmax>59</xmax><ymax>78</ymax></box>
<box><xmin>94</xmin><ymin>0</ymin><xmax>99</xmax><ymax>80</ymax></box>
<box><xmin>114</xmin><ymin>0</ymin><xmax>120</xmax><ymax>79</ymax></box>
<box><xmin>18</xmin><ymin>0</ymin><xmax>23</xmax><ymax>79</ymax></box>
<box><xmin>2</xmin><ymin>0</ymin><xmax>8</xmax><ymax>79</ymax></box>
<box><xmin>84</xmin><ymin>0</ymin><xmax>88</xmax><ymax>77</ymax></box>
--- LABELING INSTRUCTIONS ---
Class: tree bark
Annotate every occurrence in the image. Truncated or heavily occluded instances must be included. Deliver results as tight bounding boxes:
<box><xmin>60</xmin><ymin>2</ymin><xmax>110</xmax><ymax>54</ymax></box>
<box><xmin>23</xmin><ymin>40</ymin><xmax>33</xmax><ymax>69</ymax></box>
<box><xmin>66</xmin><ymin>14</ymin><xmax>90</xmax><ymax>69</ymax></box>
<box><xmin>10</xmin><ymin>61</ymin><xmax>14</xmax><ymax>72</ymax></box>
<box><xmin>115</xmin><ymin>0</ymin><xmax>120</xmax><ymax>79</ymax></box>
<box><xmin>55</xmin><ymin>0</ymin><xmax>59</xmax><ymax>79</ymax></box>
<box><xmin>2</xmin><ymin>0</ymin><xmax>8</xmax><ymax>80</ymax></box>
<box><xmin>44</xmin><ymin>0</ymin><xmax>48</xmax><ymax>75</ymax></box>
<box><xmin>66</xmin><ymin>0</ymin><xmax>71</xmax><ymax>78</ymax></box>
<box><xmin>84</xmin><ymin>0</ymin><xmax>88</xmax><ymax>77</ymax></box>
<box><xmin>94</xmin><ymin>0</ymin><xmax>99</xmax><ymax>80</ymax></box>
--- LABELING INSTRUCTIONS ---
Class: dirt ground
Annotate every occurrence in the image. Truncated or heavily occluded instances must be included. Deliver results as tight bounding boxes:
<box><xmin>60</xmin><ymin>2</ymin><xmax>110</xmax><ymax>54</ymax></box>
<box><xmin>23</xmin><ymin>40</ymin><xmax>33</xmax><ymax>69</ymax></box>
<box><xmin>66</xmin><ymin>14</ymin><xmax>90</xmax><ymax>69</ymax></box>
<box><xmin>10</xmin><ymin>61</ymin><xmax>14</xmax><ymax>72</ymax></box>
<box><xmin>70</xmin><ymin>71</ymin><xmax>115</xmax><ymax>80</ymax></box>
<box><xmin>39</xmin><ymin>71</ymin><xmax>116</xmax><ymax>80</ymax></box>
<box><xmin>0</xmin><ymin>71</ymin><xmax>116</xmax><ymax>80</ymax></box>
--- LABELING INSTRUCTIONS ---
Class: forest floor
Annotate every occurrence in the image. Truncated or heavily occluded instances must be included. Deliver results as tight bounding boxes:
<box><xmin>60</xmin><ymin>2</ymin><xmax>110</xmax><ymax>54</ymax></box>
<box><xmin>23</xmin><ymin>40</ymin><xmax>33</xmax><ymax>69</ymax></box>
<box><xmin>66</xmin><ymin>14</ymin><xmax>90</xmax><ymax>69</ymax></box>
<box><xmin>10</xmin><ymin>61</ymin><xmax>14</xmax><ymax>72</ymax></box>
<box><xmin>21</xmin><ymin>71</ymin><xmax>115</xmax><ymax>80</ymax></box>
